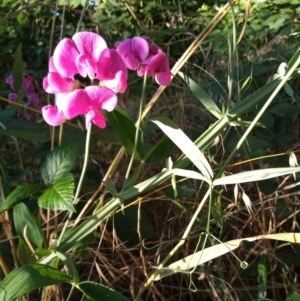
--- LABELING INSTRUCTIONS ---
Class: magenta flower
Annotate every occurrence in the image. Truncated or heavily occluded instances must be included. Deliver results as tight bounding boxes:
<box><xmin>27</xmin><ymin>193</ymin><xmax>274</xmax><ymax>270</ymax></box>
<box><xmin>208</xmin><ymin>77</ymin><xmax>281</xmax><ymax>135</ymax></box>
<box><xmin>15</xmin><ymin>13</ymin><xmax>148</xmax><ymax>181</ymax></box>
<box><xmin>42</xmin><ymin>31</ymin><xmax>128</xmax><ymax>129</ymax></box>
<box><xmin>115</xmin><ymin>37</ymin><xmax>172</xmax><ymax>86</ymax></box>
<box><xmin>6</xmin><ymin>74</ymin><xmax>41</xmax><ymax>111</ymax></box>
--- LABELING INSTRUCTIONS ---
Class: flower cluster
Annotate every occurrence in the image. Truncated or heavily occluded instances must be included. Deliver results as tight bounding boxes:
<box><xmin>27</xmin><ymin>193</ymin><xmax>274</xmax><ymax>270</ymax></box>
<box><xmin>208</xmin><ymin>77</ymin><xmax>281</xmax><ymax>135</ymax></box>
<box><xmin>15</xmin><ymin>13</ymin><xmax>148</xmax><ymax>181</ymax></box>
<box><xmin>6</xmin><ymin>74</ymin><xmax>41</xmax><ymax>120</ymax></box>
<box><xmin>115</xmin><ymin>36</ymin><xmax>171</xmax><ymax>86</ymax></box>
<box><xmin>42</xmin><ymin>31</ymin><xmax>171</xmax><ymax>129</ymax></box>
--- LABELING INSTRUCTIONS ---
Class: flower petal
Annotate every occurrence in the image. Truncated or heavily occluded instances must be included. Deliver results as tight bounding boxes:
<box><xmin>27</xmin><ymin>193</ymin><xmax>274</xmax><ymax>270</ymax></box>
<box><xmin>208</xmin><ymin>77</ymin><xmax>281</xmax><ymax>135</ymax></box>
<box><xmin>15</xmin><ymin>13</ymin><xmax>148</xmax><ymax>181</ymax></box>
<box><xmin>6</xmin><ymin>74</ymin><xmax>14</xmax><ymax>90</ymax></box>
<box><xmin>73</xmin><ymin>31</ymin><xmax>107</xmax><ymax>62</ymax></box>
<box><xmin>57</xmin><ymin>89</ymin><xmax>90</xmax><ymax>119</ymax></box>
<box><xmin>76</xmin><ymin>54</ymin><xmax>97</xmax><ymax>79</ymax></box>
<box><xmin>53</xmin><ymin>38</ymin><xmax>79</xmax><ymax>77</ymax></box>
<box><xmin>44</xmin><ymin>72</ymin><xmax>75</xmax><ymax>94</ymax></box>
<box><xmin>97</xmin><ymin>49</ymin><xmax>128</xmax><ymax>93</ymax></box>
<box><xmin>132</xmin><ymin>37</ymin><xmax>149</xmax><ymax>61</ymax></box>
<box><xmin>155</xmin><ymin>71</ymin><xmax>172</xmax><ymax>86</ymax></box>
<box><xmin>42</xmin><ymin>105</ymin><xmax>66</xmax><ymax>126</ymax></box>
<box><xmin>115</xmin><ymin>39</ymin><xmax>139</xmax><ymax>70</ymax></box>
<box><xmin>86</xmin><ymin>110</ymin><xmax>106</xmax><ymax>129</ymax></box>
<box><xmin>85</xmin><ymin>86</ymin><xmax>117</xmax><ymax>112</ymax></box>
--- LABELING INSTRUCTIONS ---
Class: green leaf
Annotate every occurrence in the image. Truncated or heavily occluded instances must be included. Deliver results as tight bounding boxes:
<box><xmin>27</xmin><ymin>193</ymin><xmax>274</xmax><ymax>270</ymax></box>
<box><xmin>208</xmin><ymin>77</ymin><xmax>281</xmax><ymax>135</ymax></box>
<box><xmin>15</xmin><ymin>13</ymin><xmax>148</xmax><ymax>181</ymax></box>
<box><xmin>77</xmin><ymin>281</ymin><xmax>130</xmax><ymax>301</ymax></box>
<box><xmin>17</xmin><ymin>238</ymin><xmax>36</xmax><ymax>265</ymax></box>
<box><xmin>1</xmin><ymin>184</ymin><xmax>44</xmax><ymax>211</ymax></box>
<box><xmin>145</xmin><ymin>136</ymin><xmax>175</xmax><ymax>164</ymax></box>
<box><xmin>0</xmin><ymin>119</ymin><xmax>49</xmax><ymax>142</ymax></box>
<box><xmin>154</xmin><ymin>233</ymin><xmax>300</xmax><ymax>281</ymax></box>
<box><xmin>179</xmin><ymin>72</ymin><xmax>222</xmax><ymax>119</ymax></box>
<box><xmin>213</xmin><ymin>166</ymin><xmax>300</xmax><ymax>186</ymax></box>
<box><xmin>0</xmin><ymin>264</ymin><xmax>72</xmax><ymax>301</ymax></box>
<box><xmin>258</xmin><ymin>255</ymin><xmax>267</xmax><ymax>299</ymax></box>
<box><xmin>41</xmin><ymin>144</ymin><xmax>79</xmax><ymax>185</ymax></box>
<box><xmin>151</xmin><ymin>117</ymin><xmax>213</xmax><ymax>181</ymax></box>
<box><xmin>12</xmin><ymin>43</ymin><xmax>23</xmax><ymax>93</ymax></box>
<box><xmin>286</xmin><ymin>291</ymin><xmax>300</xmax><ymax>301</ymax></box>
<box><xmin>13</xmin><ymin>202</ymin><xmax>45</xmax><ymax>249</ymax></box>
<box><xmin>106</xmin><ymin>107</ymin><xmax>143</xmax><ymax>161</ymax></box>
<box><xmin>38</xmin><ymin>174</ymin><xmax>75</xmax><ymax>212</ymax></box>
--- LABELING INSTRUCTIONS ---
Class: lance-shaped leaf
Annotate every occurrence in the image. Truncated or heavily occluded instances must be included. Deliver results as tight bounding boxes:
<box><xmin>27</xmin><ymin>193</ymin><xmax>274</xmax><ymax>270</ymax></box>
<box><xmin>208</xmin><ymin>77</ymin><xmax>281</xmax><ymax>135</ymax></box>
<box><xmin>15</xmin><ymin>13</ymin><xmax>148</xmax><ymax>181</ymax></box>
<box><xmin>1</xmin><ymin>184</ymin><xmax>44</xmax><ymax>211</ymax></box>
<box><xmin>153</xmin><ymin>233</ymin><xmax>300</xmax><ymax>281</ymax></box>
<box><xmin>0</xmin><ymin>264</ymin><xmax>72</xmax><ymax>301</ymax></box>
<box><xmin>179</xmin><ymin>72</ymin><xmax>222</xmax><ymax>119</ymax></box>
<box><xmin>213</xmin><ymin>166</ymin><xmax>300</xmax><ymax>186</ymax></box>
<box><xmin>13</xmin><ymin>202</ymin><xmax>45</xmax><ymax>249</ymax></box>
<box><xmin>152</xmin><ymin>117</ymin><xmax>213</xmax><ymax>181</ymax></box>
<box><xmin>77</xmin><ymin>281</ymin><xmax>130</xmax><ymax>301</ymax></box>
<box><xmin>106</xmin><ymin>107</ymin><xmax>144</xmax><ymax>161</ymax></box>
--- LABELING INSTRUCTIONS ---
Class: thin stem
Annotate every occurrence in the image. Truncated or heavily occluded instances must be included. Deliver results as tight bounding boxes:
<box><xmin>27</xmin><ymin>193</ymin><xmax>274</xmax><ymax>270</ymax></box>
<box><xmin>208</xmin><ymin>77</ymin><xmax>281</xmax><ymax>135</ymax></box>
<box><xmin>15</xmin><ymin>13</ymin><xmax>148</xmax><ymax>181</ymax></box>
<box><xmin>56</xmin><ymin>125</ymin><xmax>92</xmax><ymax>247</ymax></box>
<box><xmin>134</xmin><ymin>188</ymin><xmax>211</xmax><ymax>300</ymax></box>
<box><xmin>76</xmin><ymin>0</ymin><xmax>89</xmax><ymax>33</ymax></box>
<box><xmin>124</xmin><ymin>73</ymin><xmax>147</xmax><ymax>181</ymax></box>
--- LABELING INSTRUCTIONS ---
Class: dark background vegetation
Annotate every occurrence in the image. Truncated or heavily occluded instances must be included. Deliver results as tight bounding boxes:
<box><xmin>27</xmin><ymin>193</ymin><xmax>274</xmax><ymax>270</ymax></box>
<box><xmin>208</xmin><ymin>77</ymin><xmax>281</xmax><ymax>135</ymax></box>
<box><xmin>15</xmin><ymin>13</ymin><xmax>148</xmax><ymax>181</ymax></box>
<box><xmin>0</xmin><ymin>0</ymin><xmax>300</xmax><ymax>300</ymax></box>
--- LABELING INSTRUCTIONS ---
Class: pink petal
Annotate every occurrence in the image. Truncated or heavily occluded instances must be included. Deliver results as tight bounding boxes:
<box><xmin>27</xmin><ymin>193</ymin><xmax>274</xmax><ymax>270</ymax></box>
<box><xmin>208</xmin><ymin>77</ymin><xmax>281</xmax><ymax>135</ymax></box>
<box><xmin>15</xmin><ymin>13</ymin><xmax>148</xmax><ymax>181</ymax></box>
<box><xmin>97</xmin><ymin>49</ymin><xmax>128</xmax><ymax>93</ymax></box>
<box><xmin>86</xmin><ymin>110</ymin><xmax>106</xmax><ymax>129</ymax></box>
<box><xmin>42</xmin><ymin>105</ymin><xmax>66</xmax><ymax>126</ymax></box>
<box><xmin>53</xmin><ymin>38</ymin><xmax>79</xmax><ymax>77</ymax></box>
<box><xmin>115</xmin><ymin>39</ymin><xmax>139</xmax><ymax>70</ymax></box>
<box><xmin>6</xmin><ymin>74</ymin><xmax>14</xmax><ymax>90</ymax></box>
<box><xmin>132</xmin><ymin>37</ymin><xmax>149</xmax><ymax>61</ymax></box>
<box><xmin>73</xmin><ymin>31</ymin><xmax>107</xmax><ymax>62</ymax></box>
<box><xmin>155</xmin><ymin>71</ymin><xmax>172</xmax><ymax>86</ymax></box>
<box><xmin>58</xmin><ymin>89</ymin><xmax>90</xmax><ymax>119</ymax></box>
<box><xmin>44</xmin><ymin>72</ymin><xmax>75</xmax><ymax>94</ymax></box>
<box><xmin>48</xmin><ymin>57</ymin><xmax>57</xmax><ymax>72</ymax></box>
<box><xmin>22</xmin><ymin>75</ymin><xmax>34</xmax><ymax>93</ymax></box>
<box><xmin>85</xmin><ymin>86</ymin><xmax>117</xmax><ymax>112</ymax></box>
<box><xmin>102</xmin><ymin>71</ymin><xmax>127</xmax><ymax>93</ymax></box>
<box><xmin>76</xmin><ymin>54</ymin><xmax>97</xmax><ymax>79</ymax></box>
<box><xmin>8</xmin><ymin>93</ymin><xmax>17</xmax><ymax>101</ymax></box>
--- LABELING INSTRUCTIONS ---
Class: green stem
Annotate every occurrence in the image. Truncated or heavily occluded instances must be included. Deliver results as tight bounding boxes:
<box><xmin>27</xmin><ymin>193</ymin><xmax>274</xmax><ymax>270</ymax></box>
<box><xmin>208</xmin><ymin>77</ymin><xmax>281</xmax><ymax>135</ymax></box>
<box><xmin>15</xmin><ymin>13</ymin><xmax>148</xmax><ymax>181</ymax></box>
<box><xmin>56</xmin><ymin>125</ymin><xmax>92</xmax><ymax>247</ymax></box>
<box><xmin>216</xmin><ymin>51</ymin><xmax>300</xmax><ymax>179</ymax></box>
<box><xmin>124</xmin><ymin>73</ymin><xmax>147</xmax><ymax>181</ymax></box>
<box><xmin>134</xmin><ymin>188</ymin><xmax>211</xmax><ymax>300</ymax></box>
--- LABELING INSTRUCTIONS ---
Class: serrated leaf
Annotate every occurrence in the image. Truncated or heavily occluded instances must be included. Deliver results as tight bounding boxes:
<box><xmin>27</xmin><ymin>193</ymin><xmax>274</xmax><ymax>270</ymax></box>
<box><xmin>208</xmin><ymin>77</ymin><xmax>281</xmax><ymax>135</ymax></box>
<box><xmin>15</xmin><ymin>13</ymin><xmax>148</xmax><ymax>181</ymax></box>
<box><xmin>38</xmin><ymin>174</ymin><xmax>75</xmax><ymax>212</ymax></box>
<box><xmin>41</xmin><ymin>144</ymin><xmax>79</xmax><ymax>185</ymax></box>
<box><xmin>1</xmin><ymin>184</ymin><xmax>44</xmax><ymax>211</ymax></box>
<box><xmin>13</xmin><ymin>202</ymin><xmax>45</xmax><ymax>249</ymax></box>
<box><xmin>154</xmin><ymin>233</ymin><xmax>300</xmax><ymax>280</ymax></box>
<box><xmin>0</xmin><ymin>264</ymin><xmax>72</xmax><ymax>301</ymax></box>
<box><xmin>77</xmin><ymin>281</ymin><xmax>130</xmax><ymax>301</ymax></box>
<box><xmin>151</xmin><ymin>117</ymin><xmax>213</xmax><ymax>180</ymax></box>
<box><xmin>106</xmin><ymin>107</ymin><xmax>143</xmax><ymax>161</ymax></box>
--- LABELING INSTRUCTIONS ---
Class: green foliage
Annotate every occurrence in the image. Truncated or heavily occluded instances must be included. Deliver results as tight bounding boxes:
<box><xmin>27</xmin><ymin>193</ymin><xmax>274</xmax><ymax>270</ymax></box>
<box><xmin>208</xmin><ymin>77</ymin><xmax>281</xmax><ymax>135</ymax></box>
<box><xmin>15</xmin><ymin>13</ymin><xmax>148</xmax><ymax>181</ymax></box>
<box><xmin>77</xmin><ymin>281</ymin><xmax>130</xmax><ymax>301</ymax></box>
<box><xmin>0</xmin><ymin>0</ymin><xmax>300</xmax><ymax>300</ymax></box>
<box><xmin>0</xmin><ymin>264</ymin><xmax>72</xmax><ymax>301</ymax></box>
<box><xmin>0</xmin><ymin>184</ymin><xmax>44</xmax><ymax>211</ymax></box>
<box><xmin>41</xmin><ymin>144</ymin><xmax>79</xmax><ymax>186</ymax></box>
<box><xmin>38</xmin><ymin>173</ymin><xmax>75</xmax><ymax>211</ymax></box>
<box><xmin>107</xmin><ymin>107</ymin><xmax>144</xmax><ymax>161</ymax></box>
<box><xmin>13</xmin><ymin>202</ymin><xmax>45</xmax><ymax>249</ymax></box>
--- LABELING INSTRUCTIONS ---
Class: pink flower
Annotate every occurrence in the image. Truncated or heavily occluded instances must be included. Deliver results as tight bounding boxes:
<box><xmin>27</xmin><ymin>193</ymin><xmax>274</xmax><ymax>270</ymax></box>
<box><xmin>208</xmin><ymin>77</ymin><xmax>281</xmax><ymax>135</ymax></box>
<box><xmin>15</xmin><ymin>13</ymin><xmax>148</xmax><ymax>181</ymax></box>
<box><xmin>115</xmin><ymin>37</ymin><xmax>172</xmax><ymax>86</ymax></box>
<box><xmin>6</xmin><ymin>74</ymin><xmax>41</xmax><ymax>111</ymax></box>
<box><xmin>42</xmin><ymin>31</ymin><xmax>128</xmax><ymax>129</ymax></box>
<box><xmin>42</xmin><ymin>86</ymin><xmax>117</xmax><ymax>129</ymax></box>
